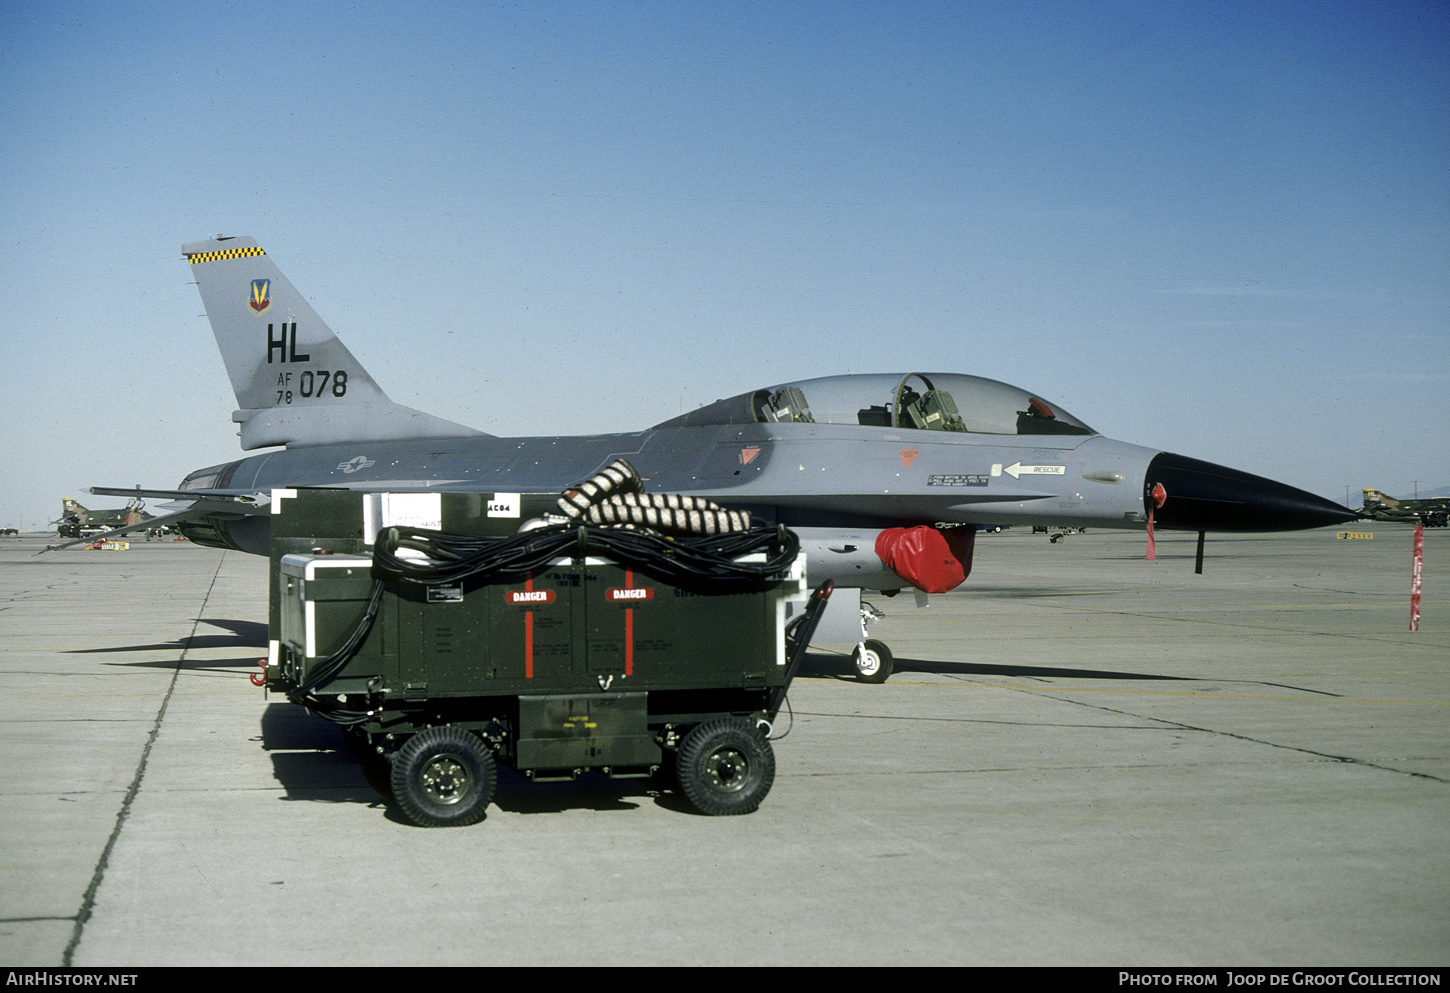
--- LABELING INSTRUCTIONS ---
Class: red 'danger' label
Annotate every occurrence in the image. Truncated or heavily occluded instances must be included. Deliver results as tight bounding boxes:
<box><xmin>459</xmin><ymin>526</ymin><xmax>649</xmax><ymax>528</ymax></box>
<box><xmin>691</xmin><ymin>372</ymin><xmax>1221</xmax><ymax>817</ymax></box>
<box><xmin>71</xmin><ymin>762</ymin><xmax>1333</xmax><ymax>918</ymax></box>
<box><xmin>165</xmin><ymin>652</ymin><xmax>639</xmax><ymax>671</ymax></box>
<box><xmin>506</xmin><ymin>589</ymin><xmax>556</xmax><ymax>605</ymax></box>
<box><xmin>606</xmin><ymin>587</ymin><xmax>654</xmax><ymax>602</ymax></box>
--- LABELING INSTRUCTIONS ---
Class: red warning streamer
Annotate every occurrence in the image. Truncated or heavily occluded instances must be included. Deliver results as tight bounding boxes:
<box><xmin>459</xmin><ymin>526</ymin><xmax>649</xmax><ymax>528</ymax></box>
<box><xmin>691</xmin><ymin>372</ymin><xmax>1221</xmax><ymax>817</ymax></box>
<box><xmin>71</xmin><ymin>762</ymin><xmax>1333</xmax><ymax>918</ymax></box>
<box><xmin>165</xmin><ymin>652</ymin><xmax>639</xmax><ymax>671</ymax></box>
<box><xmin>625</xmin><ymin>569</ymin><xmax>635</xmax><ymax>676</ymax></box>
<box><xmin>525</xmin><ymin>574</ymin><xmax>535</xmax><ymax>678</ymax></box>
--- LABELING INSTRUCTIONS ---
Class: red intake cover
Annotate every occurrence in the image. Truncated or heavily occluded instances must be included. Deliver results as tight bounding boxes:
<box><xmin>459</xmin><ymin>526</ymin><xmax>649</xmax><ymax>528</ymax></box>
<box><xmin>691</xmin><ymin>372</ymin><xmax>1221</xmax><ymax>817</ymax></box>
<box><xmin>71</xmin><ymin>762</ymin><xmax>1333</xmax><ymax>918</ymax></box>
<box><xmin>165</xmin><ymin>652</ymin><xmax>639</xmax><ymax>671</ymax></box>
<box><xmin>874</xmin><ymin>525</ymin><xmax>976</xmax><ymax>594</ymax></box>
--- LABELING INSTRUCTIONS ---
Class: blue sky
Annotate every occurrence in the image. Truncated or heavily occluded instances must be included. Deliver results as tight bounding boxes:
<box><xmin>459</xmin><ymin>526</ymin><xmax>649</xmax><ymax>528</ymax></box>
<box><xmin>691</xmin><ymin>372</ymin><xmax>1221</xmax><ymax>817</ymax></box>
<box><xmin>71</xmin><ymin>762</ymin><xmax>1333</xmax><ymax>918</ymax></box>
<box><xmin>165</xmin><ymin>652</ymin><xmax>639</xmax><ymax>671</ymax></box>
<box><xmin>2</xmin><ymin>0</ymin><xmax>1445</xmax><ymax>528</ymax></box>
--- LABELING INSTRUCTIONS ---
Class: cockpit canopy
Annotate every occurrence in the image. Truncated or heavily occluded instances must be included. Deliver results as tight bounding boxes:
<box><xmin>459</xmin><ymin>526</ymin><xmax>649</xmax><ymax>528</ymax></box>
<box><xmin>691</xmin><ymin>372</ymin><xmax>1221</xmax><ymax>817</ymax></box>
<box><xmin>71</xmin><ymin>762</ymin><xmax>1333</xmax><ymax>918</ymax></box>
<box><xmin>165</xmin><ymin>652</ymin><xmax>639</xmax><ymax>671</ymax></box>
<box><xmin>652</xmin><ymin>373</ymin><xmax>1095</xmax><ymax>436</ymax></box>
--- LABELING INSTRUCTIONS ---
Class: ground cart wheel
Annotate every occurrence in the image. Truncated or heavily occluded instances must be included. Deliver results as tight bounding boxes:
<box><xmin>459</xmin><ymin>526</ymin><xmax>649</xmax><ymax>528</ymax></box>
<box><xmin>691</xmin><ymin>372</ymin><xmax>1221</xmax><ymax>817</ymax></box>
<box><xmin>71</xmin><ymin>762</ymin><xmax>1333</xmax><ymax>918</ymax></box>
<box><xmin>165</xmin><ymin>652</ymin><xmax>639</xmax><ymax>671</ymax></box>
<box><xmin>676</xmin><ymin>718</ymin><xmax>775</xmax><ymax>816</ymax></box>
<box><xmin>390</xmin><ymin>726</ymin><xmax>497</xmax><ymax>827</ymax></box>
<box><xmin>852</xmin><ymin>638</ymin><xmax>894</xmax><ymax>683</ymax></box>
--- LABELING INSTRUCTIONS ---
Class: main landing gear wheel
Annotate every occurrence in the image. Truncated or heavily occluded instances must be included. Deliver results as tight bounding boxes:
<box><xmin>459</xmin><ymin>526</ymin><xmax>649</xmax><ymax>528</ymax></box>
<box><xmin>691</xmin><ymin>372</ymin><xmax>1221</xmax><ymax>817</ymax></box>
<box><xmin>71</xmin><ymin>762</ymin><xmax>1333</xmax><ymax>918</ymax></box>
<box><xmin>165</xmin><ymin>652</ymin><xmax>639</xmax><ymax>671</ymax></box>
<box><xmin>675</xmin><ymin>718</ymin><xmax>775</xmax><ymax>816</ymax></box>
<box><xmin>852</xmin><ymin>638</ymin><xmax>894</xmax><ymax>683</ymax></box>
<box><xmin>390</xmin><ymin>726</ymin><xmax>496</xmax><ymax>827</ymax></box>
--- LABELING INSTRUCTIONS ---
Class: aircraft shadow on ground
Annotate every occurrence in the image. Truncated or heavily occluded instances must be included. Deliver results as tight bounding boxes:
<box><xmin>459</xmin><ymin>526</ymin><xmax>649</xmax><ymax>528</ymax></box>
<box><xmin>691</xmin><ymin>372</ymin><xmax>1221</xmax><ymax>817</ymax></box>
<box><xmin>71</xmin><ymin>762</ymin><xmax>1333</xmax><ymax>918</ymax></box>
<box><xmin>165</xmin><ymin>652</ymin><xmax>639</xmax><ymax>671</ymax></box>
<box><xmin>795</xmin><ymin>652</ymin><xmax>1338</xmax><ymax>697</ymax></box>
<box><xmin>68</xmin><ymin>618</ymin><xmax>268</xmax><ymax>670</ymax></box>
<box><xmin>794</xmin><ymin>652</ymin><xmax>1190</xmax><ymax>682</ymax></box>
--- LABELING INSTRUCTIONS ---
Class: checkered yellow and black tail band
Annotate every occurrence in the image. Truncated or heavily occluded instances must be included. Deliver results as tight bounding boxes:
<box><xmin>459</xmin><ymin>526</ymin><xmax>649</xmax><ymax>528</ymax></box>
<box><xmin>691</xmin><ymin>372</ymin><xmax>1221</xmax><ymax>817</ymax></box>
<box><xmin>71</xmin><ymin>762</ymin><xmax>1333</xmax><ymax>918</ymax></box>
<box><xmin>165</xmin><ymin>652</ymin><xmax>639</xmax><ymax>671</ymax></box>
<box><xmin>186</xmin><ymin>246</ymin><xmax>266</xmax><ymax>264</ymax></box>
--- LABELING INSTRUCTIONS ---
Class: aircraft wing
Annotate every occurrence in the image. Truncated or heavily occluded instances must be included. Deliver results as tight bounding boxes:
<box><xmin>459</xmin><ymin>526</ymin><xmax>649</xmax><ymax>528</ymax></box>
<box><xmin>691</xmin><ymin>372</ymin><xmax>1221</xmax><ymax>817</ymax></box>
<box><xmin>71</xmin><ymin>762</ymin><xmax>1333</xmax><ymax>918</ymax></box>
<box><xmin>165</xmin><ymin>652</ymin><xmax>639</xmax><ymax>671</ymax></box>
<box><xmin>42</xmin><ymin>487</ymin><xmax>272</xmax><ymax>553</ymax></box>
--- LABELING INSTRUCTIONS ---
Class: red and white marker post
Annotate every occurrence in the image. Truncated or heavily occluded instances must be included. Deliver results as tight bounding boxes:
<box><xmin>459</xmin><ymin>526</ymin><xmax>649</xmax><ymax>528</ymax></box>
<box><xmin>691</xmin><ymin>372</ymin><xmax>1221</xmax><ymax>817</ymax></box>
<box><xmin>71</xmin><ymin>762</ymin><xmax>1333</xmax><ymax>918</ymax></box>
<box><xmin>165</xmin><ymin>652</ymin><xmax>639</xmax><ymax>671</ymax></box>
<box><xmin>1410</xmin><ymin>524</ymin><xmax>1423</xmax><ymax>632</ymax></box>
<box><xmin>1146</xmin><ymin>483</ymin><xmax>1166</xmax><ymax>561</ymax></box>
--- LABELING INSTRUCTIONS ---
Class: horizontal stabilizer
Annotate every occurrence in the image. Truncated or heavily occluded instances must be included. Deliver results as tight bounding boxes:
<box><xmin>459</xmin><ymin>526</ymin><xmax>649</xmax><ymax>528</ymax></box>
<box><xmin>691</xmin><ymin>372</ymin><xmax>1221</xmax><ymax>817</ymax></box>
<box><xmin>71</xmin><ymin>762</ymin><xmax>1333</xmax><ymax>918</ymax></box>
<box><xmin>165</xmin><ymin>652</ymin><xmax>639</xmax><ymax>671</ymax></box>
<box><xmin>231</xmin><ymin>401</ymin><xmax>484</xmax><ymax>449</ymax></box>
<box><xmin>90</xmin><ymin>484</ymin><xmax>270</xmax><ymax>505</ymax></box>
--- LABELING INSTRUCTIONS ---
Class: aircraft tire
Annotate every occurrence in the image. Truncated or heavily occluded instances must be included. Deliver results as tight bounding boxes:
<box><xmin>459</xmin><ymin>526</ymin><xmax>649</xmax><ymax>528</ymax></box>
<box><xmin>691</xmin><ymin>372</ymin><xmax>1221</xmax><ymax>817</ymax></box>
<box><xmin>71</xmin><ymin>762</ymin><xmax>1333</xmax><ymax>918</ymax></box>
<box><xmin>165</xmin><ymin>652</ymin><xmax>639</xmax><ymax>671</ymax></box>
<box><xmin>853</xmin><ymin>639</ymin><xmax>894</xmax><ymax>683</ymax></box>
<box><xmin>390</xmin><ymin>726</ymin><xmax>496</xmax><ymax>828</ymax></box>
<box><xmin>676</xmin><ymin>718</ymin><xmax>775</xmax><ymax>816</ymax></box>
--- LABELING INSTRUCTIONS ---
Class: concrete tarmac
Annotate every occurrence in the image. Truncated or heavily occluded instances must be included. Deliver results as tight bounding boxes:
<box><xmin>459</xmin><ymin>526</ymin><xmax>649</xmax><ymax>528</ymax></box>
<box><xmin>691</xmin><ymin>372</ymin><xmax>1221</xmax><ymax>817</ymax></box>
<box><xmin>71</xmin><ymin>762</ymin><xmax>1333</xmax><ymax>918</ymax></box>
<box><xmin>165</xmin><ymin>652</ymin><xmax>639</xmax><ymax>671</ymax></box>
<box><xmin>0</xmin><ymin>526</ymin><xmax>1444</xmax><ymax>967</ymax></box>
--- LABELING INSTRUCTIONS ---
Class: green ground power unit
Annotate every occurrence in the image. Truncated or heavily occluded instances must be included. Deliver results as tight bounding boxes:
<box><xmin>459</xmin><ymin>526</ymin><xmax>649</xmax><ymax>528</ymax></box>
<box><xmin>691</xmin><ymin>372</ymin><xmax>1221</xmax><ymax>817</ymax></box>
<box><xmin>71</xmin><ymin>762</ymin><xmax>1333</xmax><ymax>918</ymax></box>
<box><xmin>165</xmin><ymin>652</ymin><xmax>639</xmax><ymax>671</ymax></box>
<box><xmin>263</xmin><ymin>487</ymin><xmax>831</xmax><ymax>826</ymax></box>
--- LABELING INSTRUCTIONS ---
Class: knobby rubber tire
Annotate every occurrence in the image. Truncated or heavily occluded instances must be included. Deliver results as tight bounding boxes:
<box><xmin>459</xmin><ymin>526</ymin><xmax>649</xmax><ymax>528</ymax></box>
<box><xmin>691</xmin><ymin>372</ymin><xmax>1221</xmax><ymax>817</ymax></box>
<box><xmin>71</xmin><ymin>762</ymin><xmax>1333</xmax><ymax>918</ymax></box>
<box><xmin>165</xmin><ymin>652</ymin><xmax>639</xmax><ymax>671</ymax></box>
<box><xmin>390</xmin><ymin>726</ymin><xmax>496</xmax><ymax>828</ymax></box>
<box><xmin>676</xmin><ymin>718</ymin><xmax>775</xmax><ymax>816</ymax></box>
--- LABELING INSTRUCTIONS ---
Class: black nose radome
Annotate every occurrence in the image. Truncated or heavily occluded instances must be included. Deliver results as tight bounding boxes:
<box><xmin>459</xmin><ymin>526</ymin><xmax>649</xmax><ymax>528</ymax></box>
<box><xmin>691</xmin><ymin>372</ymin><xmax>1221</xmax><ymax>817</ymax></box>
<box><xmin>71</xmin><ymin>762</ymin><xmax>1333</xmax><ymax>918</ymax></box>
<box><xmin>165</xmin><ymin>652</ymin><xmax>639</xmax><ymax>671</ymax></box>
<box><xmin>1145</xmin><ymin>453</ymin><xmax>1358</xmax><ymax>532</ymax></box>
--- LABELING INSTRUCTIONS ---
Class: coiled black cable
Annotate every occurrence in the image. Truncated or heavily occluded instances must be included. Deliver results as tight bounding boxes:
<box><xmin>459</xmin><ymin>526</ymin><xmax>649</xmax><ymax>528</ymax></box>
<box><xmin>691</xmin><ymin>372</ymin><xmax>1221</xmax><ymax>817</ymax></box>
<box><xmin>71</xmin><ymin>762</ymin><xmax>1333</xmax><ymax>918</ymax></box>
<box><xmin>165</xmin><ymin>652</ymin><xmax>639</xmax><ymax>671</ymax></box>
<box><xmin>372</xmin><ymin>521</ymin><xmax>799</xmax><ymax>591</ymax></box>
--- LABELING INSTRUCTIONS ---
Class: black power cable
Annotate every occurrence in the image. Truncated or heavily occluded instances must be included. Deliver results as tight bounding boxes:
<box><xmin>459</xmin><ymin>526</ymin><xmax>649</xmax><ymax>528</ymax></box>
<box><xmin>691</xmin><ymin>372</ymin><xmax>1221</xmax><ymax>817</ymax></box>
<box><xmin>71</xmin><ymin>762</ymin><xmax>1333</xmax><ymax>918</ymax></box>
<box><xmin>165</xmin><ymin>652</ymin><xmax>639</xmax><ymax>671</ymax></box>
<box><xmin>372</xmin><ymin>521</ymin><xmax>799</xmax><ymax>590</ymax></box>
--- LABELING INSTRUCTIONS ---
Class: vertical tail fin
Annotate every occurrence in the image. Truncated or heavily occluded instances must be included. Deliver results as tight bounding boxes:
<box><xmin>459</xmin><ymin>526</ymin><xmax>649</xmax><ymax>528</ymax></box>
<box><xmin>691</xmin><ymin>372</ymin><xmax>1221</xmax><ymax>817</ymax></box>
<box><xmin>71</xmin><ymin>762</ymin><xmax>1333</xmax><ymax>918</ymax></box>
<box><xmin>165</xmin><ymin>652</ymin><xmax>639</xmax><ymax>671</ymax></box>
<box><xmin>182</xmin><ymin>236</ymin><xmax>485</xmax><ymax>450</ymax></box>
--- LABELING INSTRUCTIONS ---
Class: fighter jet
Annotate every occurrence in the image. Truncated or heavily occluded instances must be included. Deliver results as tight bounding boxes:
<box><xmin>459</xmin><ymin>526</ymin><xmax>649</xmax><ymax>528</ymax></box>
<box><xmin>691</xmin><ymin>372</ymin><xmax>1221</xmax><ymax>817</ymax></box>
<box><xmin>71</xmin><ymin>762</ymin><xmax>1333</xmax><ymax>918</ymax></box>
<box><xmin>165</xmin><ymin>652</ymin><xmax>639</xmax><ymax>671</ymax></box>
<box><xmin>62</xmin><ymin>236</ymin><xmax>1356</xmax><ymax>677</ymax></box>
<box><xmin>1359</xmin><ymin>489</ymin><xmax>1449</xmax><ymax>528</ymax></box>
<box><xmin>53</xmin><ymin>497</ymin><xmax>151</xmax><ymax>539</ymax></box>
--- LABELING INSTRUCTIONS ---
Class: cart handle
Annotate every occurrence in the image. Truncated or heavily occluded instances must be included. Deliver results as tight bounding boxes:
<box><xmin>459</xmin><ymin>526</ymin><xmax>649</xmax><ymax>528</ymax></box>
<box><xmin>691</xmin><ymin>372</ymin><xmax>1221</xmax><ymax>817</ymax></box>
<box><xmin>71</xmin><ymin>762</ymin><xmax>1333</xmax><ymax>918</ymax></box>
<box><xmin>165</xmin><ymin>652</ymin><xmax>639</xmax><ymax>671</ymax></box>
<box><xmin>769</xmin><ymin>580</ymin><xmax>834</xmax><ymax>720</ymax></box>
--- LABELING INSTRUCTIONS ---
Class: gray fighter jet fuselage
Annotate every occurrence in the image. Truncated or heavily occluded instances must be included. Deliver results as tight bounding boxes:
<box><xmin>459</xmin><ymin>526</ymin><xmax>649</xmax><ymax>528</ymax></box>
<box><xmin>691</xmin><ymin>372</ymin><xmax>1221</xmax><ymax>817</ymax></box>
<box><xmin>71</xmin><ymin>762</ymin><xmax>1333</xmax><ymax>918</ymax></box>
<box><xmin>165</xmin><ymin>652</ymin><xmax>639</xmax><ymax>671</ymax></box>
<box><xmin>171</xmin><ymin>406</ymin><xmax>1337</xmax><ymax>556</ymax></box>
<box><xmin>76</xmin><ymin>236</ymin><xmax>1355</xmax><ymax>600</ymax></box>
